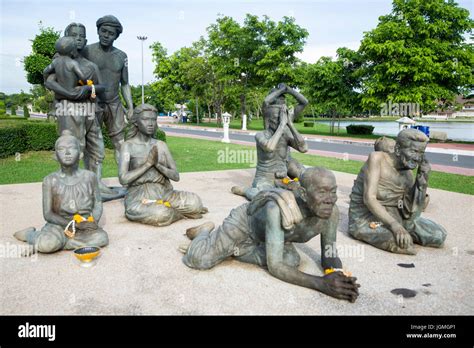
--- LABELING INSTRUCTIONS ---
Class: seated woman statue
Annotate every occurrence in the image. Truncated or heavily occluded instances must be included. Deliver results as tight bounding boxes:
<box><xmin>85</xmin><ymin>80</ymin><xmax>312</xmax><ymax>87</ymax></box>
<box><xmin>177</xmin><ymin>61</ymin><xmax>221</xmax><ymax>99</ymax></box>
<box><xmin>348</xmin><ymin>129</ymin><xmax>446</xmax><ymax>255</ymax></box>
<box><xmin>13</xmin><ymin>130</ymin><xmax>109</xmax><ymax>253</ymax></box>
<box><xmin>119</xmin><ymin>104</ymin><xmax>207</xmax><ymax>226</ymax></box>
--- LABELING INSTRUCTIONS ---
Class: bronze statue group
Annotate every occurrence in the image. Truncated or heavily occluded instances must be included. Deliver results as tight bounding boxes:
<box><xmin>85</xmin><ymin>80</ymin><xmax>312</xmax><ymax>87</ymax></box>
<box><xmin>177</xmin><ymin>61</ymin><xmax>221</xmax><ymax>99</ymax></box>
<box><xmin>13</xmin><ymin>15</ymin><xmax>447</xmax><ymax>303</ymax></box>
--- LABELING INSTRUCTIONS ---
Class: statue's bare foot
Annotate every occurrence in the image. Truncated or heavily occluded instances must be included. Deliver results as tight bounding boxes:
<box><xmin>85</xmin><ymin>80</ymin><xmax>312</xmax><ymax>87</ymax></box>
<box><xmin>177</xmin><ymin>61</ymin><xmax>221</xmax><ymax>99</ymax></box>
<box><xmin>13</xmin><ymin>227</ymin><xmax>35</xmax><ymax>242</ymax></box>
<box><xmin>178</xmin><ymin>242</ymin><xmax>190</xmax><ymax>254</ymax></box>
<box><xmin>231</xmin><ymin>186</ymin><xmax>247</xmax><ymax>196</ymax></box>
<box><xmin>186</xmin><ymin>221</ymin><xmax>215</xmax><ymax>240</ymax></box>
<box><xmin>201</xmin><ymin>207</ymin><xmax>209</xmax><ymax>214</ymax></box>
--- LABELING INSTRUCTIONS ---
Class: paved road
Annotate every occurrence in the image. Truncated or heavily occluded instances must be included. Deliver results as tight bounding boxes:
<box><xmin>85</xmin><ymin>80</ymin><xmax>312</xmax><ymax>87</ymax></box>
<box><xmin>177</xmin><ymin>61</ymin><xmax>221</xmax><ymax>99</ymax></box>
<box><xmin>161</xmin><ymin>126</ymin><xmax>474</xmax><ymax>169</ymax></box>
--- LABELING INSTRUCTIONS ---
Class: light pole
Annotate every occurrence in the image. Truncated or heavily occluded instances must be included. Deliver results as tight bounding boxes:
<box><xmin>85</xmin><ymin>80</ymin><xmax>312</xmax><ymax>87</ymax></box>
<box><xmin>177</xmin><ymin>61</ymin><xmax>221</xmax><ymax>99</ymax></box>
<box><xmin>137</xmin><ymin>35</ymin><xmax>148</xmax><ymax>105</ymax></box>
<box><xmin>240</xmin><ymin>72</ymin><xmax>247</xmax><ymax>130</ymax></box>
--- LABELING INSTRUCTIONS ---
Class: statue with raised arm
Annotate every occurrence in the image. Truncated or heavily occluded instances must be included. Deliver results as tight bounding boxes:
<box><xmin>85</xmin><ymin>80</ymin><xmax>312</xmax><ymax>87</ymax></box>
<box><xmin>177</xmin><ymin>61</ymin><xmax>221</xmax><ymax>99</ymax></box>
<box><xmin>13</xmin><ymin>130</ymin><xmax>109</xmax><ymax>254</ymax></box>
<box><xmin>348</xmin><ymin>129</ymin><xmax>447</xmax><ymax>255</ymax></box>
<box><xmin>119</xmin><ymin>104</ymin><xmax>208</xmax><ymax>226</ymax></box>
<box><xmin>44</xmin><ymin>22</ymin><xmax>123</xmax><ymax>201</ymax></box>
<box><xmin>82</xmin><ymin>15</ymin><xmax>134</xmax><ymax>163</ymax></box>
<box><xmin>231</xmin><ymin>83</ymin><xmax>308</xmax><ymax>200</ymax></box>
<box><xmin>182</xmin><ymin>167</ymin><xmax>360</xmax><ymax>302</ymax></box>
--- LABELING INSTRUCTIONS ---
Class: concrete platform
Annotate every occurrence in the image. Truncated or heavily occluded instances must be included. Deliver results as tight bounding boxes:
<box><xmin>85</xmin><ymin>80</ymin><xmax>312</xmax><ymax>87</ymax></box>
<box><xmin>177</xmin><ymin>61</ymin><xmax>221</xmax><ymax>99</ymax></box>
<box><xmin>0</xmin><ymin>169</ymin><xmax>472</xmax><ymax>315</ymax></box>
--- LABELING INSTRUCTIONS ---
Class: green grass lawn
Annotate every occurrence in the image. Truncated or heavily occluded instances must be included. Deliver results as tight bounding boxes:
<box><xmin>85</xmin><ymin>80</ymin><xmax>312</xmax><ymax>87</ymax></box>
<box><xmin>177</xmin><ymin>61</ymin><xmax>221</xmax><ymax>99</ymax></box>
<box><xmin>0</xmin><ymin>136</ymin><xmax>472</xmax><ymax>195</ymax></box>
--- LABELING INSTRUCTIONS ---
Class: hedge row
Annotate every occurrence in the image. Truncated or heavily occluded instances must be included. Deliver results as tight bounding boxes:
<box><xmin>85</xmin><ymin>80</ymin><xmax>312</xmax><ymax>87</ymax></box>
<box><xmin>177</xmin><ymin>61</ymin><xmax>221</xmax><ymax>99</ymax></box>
<box><xmin>0</xmin><ymin>120</ymin><xmax>167</xmax><ymax>158</ymax></box>
<box><xmin>346</xmin><ymin>124</ymin><xmax>375</xmax><ymax>135</ymax></box>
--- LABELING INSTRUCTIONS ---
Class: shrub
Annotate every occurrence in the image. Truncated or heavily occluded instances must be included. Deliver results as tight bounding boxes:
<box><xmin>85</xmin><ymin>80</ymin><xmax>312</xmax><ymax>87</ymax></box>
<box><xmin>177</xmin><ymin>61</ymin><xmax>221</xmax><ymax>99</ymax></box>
<box><xmin>24</xmin><ymin>122</ymin><xmax>57</xmax><ymax>150</ymax></box>
<box><xmin>0</xmin><ymin>126</ymin><xmax>28</xmax><ymax>157</ymax></box>
<box><xmin>303</xmin><ymin>121</ymin><xmax>314</xmax><ymax>127</ymax></box>
<box><xmin>0</xmin><ymin>119</ymin><xmax>166</xmax><ymax>159</ymax></box>
<box><xmin>11</xmin><ymin>106</ymin><xmax>17</xmax><ymax>116</ymax></box>
<box><xmin>346</xmin><ymin>124</ymin><xmax>374</xmax><ymax>135</ymax></box>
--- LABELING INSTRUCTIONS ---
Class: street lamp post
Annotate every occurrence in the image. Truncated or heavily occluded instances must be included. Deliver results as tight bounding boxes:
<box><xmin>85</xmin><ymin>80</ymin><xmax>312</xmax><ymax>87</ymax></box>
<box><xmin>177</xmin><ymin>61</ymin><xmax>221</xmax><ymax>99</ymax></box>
<box><xmin>137</xmin><ymin>35</ymin><xmax>148</xmax><ymax>105</ymax></box>
<box><xmin>240</xmin><ymin>72</ymin><xmax>247</xmax><ymax>130</ymax></box>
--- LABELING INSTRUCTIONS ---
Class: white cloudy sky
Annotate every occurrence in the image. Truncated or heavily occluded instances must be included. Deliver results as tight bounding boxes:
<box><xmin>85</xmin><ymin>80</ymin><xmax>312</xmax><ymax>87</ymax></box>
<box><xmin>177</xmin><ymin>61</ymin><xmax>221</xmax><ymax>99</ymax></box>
<box><xmin>0</xmin><ymin>0</ymin><xmax>472</xmax><ymax>94</ymax></box>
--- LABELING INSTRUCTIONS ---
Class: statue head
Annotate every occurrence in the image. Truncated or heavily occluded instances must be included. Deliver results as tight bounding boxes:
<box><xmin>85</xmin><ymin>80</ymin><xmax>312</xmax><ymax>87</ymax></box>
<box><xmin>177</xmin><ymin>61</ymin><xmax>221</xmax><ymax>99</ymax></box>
<box><xmin>300</xmin><ymin>167</ymin><xmax>338</xmax><ymax>219</ymax></box>
<box><xmin>96</xmin><ymin>15</ymin><xmax>123</xmax><ymax>47</ymax></box>
<box><xmin>127</xmin><ymin>103</ymin><xmax>158</xmax><ymax>140</ymax></box>
<box><xmin>374</xmin><ymin>136</ymin><xmax>396</xmax><ymax>153</ymax></box>
<box><xmin>64</xmin><ymin>23</ymin><xmax>87</xmax><ymax>51</ymax></box>
<box><xmin>264</xmin><ymin>86</ymin><xmax>287</xmax><ymax>132</ymax></box>
<box><xmin>394</xmin><ymin>129</ymin><xmax>428</xmax><ymax>170</ymax></box>
<box><xmin>55</xmin><ymin>37</ymin><xmax>78</xmax><ymax>58</ymax></box>
<box><xmin>54</xmin><ymin>130</ymin><xmax>82</xmax><ymax>166</ymax></box>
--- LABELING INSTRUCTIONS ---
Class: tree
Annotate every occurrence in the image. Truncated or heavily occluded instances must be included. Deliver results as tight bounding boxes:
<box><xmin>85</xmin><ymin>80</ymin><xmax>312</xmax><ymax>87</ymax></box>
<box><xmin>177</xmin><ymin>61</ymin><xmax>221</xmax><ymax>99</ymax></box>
<box><xmin>358</xmin><ymin>0</ymin><xmax>474</xmax><ymax>113</ymax></box>
<box><xmin>23</xmin><ymin>105</ymin><xmax>30</xmax><ymax>119</ymax></box>
<box><xmin>301</xmin><ymin>51</ymin><xmax>362</xmax><ymax>133</ymax></box>
<box><xmin>206</xmin><ymin>14</ymin><xmax>309</xmax><ymax>120</ymax></box>
<box><xmin>149</xmin><ymin>14</ymin><xmax>309</xmax><ymax>123</ymax></box>
<box><xmin>23</xmin><ymin>23</ymin><xmax>60</xmax><ymax>85</ymax></box>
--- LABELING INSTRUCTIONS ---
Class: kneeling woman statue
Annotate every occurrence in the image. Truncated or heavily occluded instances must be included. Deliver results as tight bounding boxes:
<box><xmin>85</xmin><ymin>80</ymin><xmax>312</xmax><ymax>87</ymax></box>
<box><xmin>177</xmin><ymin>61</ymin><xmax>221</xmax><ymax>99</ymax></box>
<box><xmin>119</xmin><ymin>104</ymin><xmax>207</xmax><ymax>227</ymax></box>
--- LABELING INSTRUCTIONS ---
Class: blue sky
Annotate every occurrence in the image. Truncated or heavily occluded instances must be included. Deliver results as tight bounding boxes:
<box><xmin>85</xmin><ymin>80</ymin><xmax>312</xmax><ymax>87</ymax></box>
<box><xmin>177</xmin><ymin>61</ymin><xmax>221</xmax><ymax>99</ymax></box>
<box><xmin>0</xmin><ymin>0</ymin><xmax>472</xmax><ymax>94</ymax></box>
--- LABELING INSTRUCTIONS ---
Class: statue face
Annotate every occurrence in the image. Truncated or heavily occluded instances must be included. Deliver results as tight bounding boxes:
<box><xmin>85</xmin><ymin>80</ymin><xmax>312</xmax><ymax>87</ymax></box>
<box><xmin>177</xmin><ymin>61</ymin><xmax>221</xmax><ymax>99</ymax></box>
<box><xmin>67</xmin><ymin>26</ymin><xmax>87</xmax><ymax>51</ymax></box>
<box><xmin>98</xmin><ymin>25</ymin><xmax>118</xmax><ymax>47</ymax></box>
<box><xmin>273</xmin><ymin>95</ymin><xmax>285</xmax><ymax>105</ymax></box>
<box><xmin>136</xmin><ymin>111</ymin><xmax>157</xmax><ymax>136</ymax></box>
<box><xmin>396</xmin><ymin>141</ymin><xmax>427</xmax><ymax>170</ymax></box>
<box><xmin>306</xmin><ymin>175</ymin><xmax>338</xmax><ymax>218</ymax></box>
<box><xmin>55</xmin><ymin>138</ymin><xmax>81</xmax><ymax>166</ymax></box>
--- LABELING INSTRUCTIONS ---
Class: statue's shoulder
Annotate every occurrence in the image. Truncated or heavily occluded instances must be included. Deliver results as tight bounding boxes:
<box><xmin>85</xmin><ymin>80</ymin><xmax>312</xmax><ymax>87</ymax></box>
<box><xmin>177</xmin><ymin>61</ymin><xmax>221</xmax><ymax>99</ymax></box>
<box><xmin>111</xmin><ymin>46</ymin><xmax>127</xmax><ymax>60</ymax></box>
<box><xmin>82</xmin><ymin>43</ymin><xmax>98</xmax><ymax>55</ymax></box>
<box><xmin>79</xmin><ymin>168</ymin><xmax>97</xmax><ymax>181</ymax></box>
<box><xmin>368</xmin><ymin>150</ymin><xmax>385</xmax><ymax>162</ymax></box>
<box><xmin>43</xmin><ymin>171</ymin><xmax>58</xmax><ymax>185</ymax></box>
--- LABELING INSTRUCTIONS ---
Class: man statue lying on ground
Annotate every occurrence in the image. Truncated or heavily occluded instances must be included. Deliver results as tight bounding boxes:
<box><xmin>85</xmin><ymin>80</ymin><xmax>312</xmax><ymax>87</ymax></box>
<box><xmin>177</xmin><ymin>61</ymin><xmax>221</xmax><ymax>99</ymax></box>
<box><xmin>181</xmin><ymin>167</ymin><xmax>360</xmax><ymax>302</ymax></box>
<box><xmin>348</xmin><ymin>129</ymin><xmax>446</xmax><ymax>254</ymax></box>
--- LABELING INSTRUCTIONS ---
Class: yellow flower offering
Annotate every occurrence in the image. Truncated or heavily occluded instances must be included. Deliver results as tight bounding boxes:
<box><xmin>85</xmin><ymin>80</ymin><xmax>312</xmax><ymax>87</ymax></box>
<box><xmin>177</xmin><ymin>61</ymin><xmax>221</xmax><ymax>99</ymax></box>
<box><xmin>87</xmin><ymin>216</ymin><xmax>94</xmax><ymax>222</ymax></box>
<box><xmin>164</xmin><ymin>201</ymin><xmax>171</xmax><ymax>207</ymax></box>
<box><xmin>293</xmin><ymin>177</ymin><xmax>299</xmax><ymax>182</ymax></box>
<box><xmin>157</xmin><ymin>200</ymin><xmax>164</xmax><ymax>205</ymax></box>
<box><xmin>324</xmin><ymin>268</ymin><xmax>352</xmax><ymax>277</ymax></box>
<box><xmin>73</xmin><ymin>214</ymin><xmax>84</xmax><ymax>224</ymax></box>
<box><xmin>282</xmin><ymin>177</ymin><xmax>291</xmax><ymax>185</ymax></box>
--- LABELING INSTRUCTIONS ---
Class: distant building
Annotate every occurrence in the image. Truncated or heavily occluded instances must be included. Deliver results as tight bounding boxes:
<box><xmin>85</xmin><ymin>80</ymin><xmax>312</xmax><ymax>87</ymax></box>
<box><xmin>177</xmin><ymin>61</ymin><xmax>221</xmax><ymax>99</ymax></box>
<box><xmin>426</xmin><ymin>90</ymin><xmax>474</xmax><ymax>119</ymax></box>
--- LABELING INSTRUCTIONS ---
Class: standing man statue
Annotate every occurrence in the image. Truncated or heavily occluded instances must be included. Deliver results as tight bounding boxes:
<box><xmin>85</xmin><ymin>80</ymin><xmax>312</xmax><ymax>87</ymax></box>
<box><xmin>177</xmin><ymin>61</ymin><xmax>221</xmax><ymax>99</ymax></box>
<box><xmin>83</xmin><ymin>15</ymin><xmax>134</xmax><ymax>163</ymax></box>
<box><xmin>231</xmin><ymin>83</ymin><xmax>308</xmax><ymax>200</ymax></box>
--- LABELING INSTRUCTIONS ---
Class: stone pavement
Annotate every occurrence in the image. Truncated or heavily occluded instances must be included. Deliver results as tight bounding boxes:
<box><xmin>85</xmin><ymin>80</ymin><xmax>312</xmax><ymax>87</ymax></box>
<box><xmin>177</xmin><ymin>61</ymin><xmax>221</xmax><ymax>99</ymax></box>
<box><xmin>0</xmin><ymin>169</ymin><xmax>472</xmax><ymax>315</ymax></box>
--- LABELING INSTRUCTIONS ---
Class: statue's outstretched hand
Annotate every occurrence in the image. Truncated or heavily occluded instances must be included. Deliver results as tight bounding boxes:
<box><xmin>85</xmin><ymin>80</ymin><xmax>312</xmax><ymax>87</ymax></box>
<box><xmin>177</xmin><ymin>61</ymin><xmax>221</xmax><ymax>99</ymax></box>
<box><xmin>322</xmin><ymin>271</ymin><xmax>360</xmax><ymax>303</ymax></box>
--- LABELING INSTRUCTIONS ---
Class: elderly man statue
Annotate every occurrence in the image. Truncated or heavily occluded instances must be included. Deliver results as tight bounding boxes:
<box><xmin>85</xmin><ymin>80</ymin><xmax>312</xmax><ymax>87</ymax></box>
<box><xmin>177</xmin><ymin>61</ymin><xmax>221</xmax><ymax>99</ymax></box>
<box><xmin>348</xmin><ymin>129</ymin><xmax>447</xmax><ymax>255</ymax></box>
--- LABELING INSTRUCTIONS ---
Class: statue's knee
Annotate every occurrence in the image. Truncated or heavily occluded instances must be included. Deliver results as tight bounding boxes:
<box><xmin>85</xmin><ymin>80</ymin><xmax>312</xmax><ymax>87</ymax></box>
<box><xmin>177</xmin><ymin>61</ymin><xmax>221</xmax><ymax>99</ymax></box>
<box><xmin>36</xmin><ymin>233</ymin><xmax>62</xmax><ymax>253</ymax></box>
